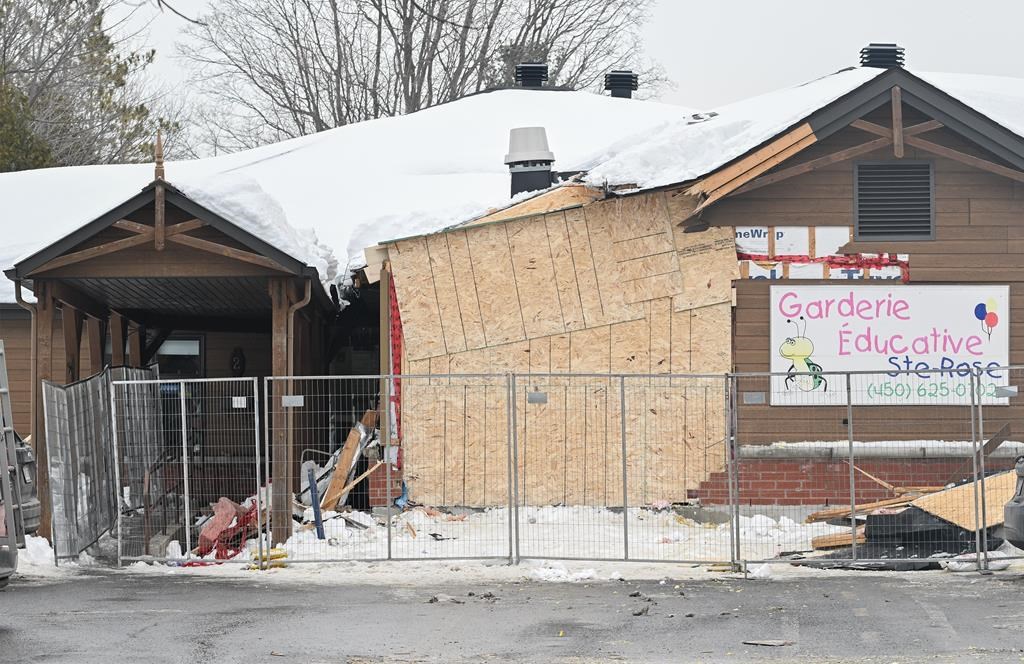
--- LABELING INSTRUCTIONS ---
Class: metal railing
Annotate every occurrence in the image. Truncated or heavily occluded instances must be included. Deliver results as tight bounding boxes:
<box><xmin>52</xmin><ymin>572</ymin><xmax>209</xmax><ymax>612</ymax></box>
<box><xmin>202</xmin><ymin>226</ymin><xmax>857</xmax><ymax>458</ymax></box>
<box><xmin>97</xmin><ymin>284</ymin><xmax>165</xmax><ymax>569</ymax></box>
<box><xmin>101</xmin><ymin>367</ymin><xmax>1021</xmax><ymax>571</ymax></box>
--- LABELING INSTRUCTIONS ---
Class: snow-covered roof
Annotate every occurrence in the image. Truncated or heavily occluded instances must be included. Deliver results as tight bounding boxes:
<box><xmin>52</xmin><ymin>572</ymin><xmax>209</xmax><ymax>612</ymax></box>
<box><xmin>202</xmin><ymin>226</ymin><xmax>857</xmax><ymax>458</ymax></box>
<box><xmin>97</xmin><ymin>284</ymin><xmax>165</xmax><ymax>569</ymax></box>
<box><xmin>582</xmin><ymin>68</ymin><xmax>1024</xmax><ymax>192</ymax></box>
<box><xmin>0</xmin><ymin>89</ymin><xmax>692</xmax><ymax>303</ymax></box>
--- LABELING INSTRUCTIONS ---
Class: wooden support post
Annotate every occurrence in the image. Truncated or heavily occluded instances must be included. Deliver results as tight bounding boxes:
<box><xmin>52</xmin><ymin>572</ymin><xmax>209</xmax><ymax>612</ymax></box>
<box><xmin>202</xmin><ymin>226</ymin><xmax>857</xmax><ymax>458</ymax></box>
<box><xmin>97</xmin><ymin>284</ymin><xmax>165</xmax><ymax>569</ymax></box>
<box><xmin>33</xmin><ymin>281</ymin><xmax>55</xmax><ymax>539</ymax></box>
<box><xmin>110</xmin><ymin>312</ymin><xmax>127</xmax><ymax>366</ymax></box>
<box><xmin>86</xmin><ymin>317</ymin><xmax>105</xmax><ymax>374</ymax></box>
<box><xmin>269</xmin><ymin>277</ymin><xmax>292</xmax><ymax>545</ymax></box>
<box><xmin>128</xmin><ymin>321</ymin><xmax>143</xmax><ymax>368</ymax></box>
<box><xmin>61</xmin><ymin>305</ymin><xmax>83</xmax><ymax>384</ymax></box>
<box><xmin>154</xmin><ymin>183</ymin><xmax>166</xmax><ymax>251</ymax></box>
<box><xmin>379</xmin><ymin>262</ymin><xmax>392</xmax><ymax>420</ymax></box>
<box><xmin>891</xmin><ymin>86</ymin><xmax>904</xmax><ymax>159</ymax></box>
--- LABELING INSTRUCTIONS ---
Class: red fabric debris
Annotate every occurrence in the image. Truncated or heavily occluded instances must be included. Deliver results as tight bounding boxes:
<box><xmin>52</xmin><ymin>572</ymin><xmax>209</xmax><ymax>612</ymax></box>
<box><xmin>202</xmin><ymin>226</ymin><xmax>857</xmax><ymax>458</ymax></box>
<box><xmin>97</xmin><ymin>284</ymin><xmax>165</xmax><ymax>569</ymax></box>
<box><xmin>198</xmin><ymin>497</ymin><xmax>258</xmax><ymax>559</ymax></box>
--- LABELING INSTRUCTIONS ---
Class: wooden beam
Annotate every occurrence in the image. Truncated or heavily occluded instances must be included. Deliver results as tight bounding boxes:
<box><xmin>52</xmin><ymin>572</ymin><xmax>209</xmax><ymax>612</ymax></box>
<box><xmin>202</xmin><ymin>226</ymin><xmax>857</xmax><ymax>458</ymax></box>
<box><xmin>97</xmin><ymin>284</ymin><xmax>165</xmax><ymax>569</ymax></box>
<box><xmin>891</xmin><ymin>86</ymin><xmax>904</xmax><ymax>158</ymax></box>
<box><xmin>110</xmin><ymin>312</ymin><xmax>127</xmax><ymax>366</ymax></box>
<box><xmin>852</xmin><ymin>118</ymin><xmax>942</xmax><ymax>139</ymax></box>
<box><xmin>690</xmin><ymin>130</ymin><xmax>820</xmax><ymax>216</ymax></box>
<box><xmin>141</xmin><ymin>327</ymin><xmax>173</xmax><ymax>365</ymax></box>
<box><xmin>905</xmin><ymin>135</ymin><xmax>1024</xmax><ymax>184</ymax></box>
<box><xmin>61</xmin><ymin>304</ymin><xmax>83</xmax><ymax>383</ymax></box>
<box><xmin>49</xmin><ymin>281</ymin><xmax>107</xmax><ymax>320</ymax></box>
<box><xmin>732</xmin><ymin>136</ymin><xmax>893</xmax><ymax>197</ymax></box>
<box><xmin>128</xmin><ymin>321</ymin><xmax>143</xmax><ymax>367</ymax></box>
<box><xmin>112</xmin><ymin>220</ymin><xmax>152</xmax><ymax>235</ymax></box>
<box><xmin>167</xmin><ymin>233</ymin><xmax>289</xmax><ymax>272</ymax></box>
<box><xmin>269</xmin><ymin>278</ymin><xmax>292</xmax><ymax>545</ymax></box>
<box><xmin>113</xmin><ymin>218</ymin><xmax>206</xmax><ymax>237</ymax></box>
<box><xmin>166</xmin><ymin>219</ymin><xmax>206</xmax><ymax>237</ymax></box>
<box><xmin>154</xmin><ymin>183</ymin><xmax>166</xmax><ymax>251</ymax></box>
<box><xmin>33</xmin><ymin>281</ymin><xmax>55</xmax><ymax>538</ymax></box>
<box><xmin>35</xmin><ymin>232</ymin><xmax>154</xmax><ymax>274</ymax></box>
<box><xmin>86</xmin><ymin>316</ymin><xmax>105</xmax><ymax>373</ymax></box>
<box><xmin>690</xmin><ymin>122</ymin><xmax>816</xmax><ymax>196</ymax></box>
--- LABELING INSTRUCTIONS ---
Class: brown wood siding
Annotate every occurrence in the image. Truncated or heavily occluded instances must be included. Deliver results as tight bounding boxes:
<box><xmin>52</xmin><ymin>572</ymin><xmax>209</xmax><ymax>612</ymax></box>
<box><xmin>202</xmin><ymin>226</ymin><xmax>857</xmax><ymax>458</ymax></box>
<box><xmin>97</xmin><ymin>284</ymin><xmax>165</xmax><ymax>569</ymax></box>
<box><xmin>0</xmin><ymin>308</ymin><xmax>95</xmax><ymax>435</ymax></box>
<box><xmin>717</xmin><ymin>125</ymin><xmax>1024</xmax><ymax>444</ymax></box>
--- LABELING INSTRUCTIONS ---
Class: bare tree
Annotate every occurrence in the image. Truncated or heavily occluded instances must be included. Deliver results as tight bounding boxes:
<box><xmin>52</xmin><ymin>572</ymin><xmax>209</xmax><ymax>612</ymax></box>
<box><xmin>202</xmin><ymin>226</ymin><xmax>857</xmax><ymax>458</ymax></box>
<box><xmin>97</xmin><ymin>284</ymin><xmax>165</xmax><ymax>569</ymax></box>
<box><xmin>181</xmin><ymin>0</ymin><xmax>661</xmax><ymax>150</ymax></box>
<box><xmin>0</xmin><ymin>0</ymin><xmax>189</xmax><ymax>167</ymax></box>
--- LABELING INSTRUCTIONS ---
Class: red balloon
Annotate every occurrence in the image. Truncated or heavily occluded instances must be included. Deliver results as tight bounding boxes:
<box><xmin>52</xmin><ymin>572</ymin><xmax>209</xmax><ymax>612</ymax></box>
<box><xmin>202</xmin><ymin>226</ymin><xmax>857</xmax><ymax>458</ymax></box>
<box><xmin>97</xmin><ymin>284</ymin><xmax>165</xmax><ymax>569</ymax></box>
<box><xmin>985</xmin><ymin>311</ymin><xmax>999</xmax><ymax>328</ymax></box>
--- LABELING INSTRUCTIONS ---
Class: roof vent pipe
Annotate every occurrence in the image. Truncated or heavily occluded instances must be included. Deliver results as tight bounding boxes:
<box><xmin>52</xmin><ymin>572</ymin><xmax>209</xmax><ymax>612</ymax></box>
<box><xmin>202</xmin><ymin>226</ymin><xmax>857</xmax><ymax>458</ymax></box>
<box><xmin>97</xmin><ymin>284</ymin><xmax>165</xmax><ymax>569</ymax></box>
<box><xmin>605</xmin><ymin>70</ymin><xmax>639</xmax><ymax>98</ymax></box>
<box><xmin>515</xmin><ymin>63</ymin><xmax>549</xmax><ymax>88</ymax></box>
<box><xmin>860</xmin><ymin>43</ymin><xmax>904</xmax><ymax>68</ymax></box>
<box><xmin>505</xmin><ymin>127</ymin><xmax>555</xmax><ymax>197</ymax></box>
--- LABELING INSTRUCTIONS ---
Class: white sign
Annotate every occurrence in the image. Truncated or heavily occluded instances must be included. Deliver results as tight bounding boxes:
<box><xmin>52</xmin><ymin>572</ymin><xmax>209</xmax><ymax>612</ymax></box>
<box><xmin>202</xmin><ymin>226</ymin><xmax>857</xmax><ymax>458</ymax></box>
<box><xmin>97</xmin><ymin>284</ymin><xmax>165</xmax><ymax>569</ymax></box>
<box><xmin>769</xmin><ymin>285</ymin><xmax>1010</xmax><ymax>405</ymax></box>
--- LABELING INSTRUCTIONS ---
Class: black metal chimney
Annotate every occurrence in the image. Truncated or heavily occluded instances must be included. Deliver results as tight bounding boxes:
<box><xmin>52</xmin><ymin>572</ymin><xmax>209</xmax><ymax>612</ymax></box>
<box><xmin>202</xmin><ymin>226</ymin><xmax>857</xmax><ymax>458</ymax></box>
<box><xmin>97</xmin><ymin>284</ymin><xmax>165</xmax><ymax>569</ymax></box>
<box><xmin>605</xmin><ymin>70</ymin><xmax>639</xmax><ymax>98</ymax></box>
<box><xmin>860</xmin><ymin>43</ymin><xmax>905</xmax><ymax>69</ymax></box>
<box><xmin>515</xmin><ymin>63</ymin><xmax>548</xmax><ymax>88</ymax></box>
<box><xmin>505</xmin><ymin>127</ymin><xmax>555</xmax><ymax>197</ymax></box>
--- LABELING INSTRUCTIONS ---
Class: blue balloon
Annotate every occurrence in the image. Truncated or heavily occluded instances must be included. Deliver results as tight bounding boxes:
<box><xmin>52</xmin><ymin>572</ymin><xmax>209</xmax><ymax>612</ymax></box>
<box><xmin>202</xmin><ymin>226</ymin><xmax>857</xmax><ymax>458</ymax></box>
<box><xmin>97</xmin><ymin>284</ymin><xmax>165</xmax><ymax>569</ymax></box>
<box><xmin>975</xmin><ymin>303</ymin><xmax>988</xmax><ymax>321</ymax></box>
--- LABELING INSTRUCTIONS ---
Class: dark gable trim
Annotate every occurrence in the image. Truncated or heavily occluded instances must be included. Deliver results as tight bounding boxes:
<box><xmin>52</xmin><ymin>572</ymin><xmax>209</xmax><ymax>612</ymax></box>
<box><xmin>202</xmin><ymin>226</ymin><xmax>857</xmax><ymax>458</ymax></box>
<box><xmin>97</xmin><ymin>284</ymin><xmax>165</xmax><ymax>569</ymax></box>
<box><xmin>7</xmin><ymin>181</ymin><xmax>311</xmax><ymax>280</ymax></box>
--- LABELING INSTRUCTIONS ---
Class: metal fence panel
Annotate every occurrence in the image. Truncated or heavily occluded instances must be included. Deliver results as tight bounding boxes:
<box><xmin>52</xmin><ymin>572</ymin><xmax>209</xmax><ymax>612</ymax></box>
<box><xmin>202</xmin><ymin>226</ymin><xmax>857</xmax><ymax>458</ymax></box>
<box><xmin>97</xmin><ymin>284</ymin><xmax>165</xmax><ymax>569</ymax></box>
<box><xmin>734</xmin><ymin>368</ymin><xmax>989</xmax><ymax>569</ymax></box>
<box><xmin>43</xmin><ymin>367</ymin><xmax>152</xmax><ymax>562</ymax></box>
<box><xmin>111</xmin><ymin>377</ymin><xmax>260</xmax><ymax>565</ymax></box>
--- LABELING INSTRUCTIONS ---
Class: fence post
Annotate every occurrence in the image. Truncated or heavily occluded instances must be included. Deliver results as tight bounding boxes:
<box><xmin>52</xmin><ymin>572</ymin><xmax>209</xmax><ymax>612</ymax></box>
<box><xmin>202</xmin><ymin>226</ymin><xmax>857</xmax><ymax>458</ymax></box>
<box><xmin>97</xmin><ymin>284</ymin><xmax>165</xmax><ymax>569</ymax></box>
<box><xmin>384</xmin><ymin>375</ymin><xmax>393</xmax><ymax>561</ymax></box>
<box><xmin>725</xmin><ymin>375</ymin><xmax>738</xmax><ymax>570</ymax></box>
<box><xmin>179</xmin><ymin>381</ymin><xmax>193</xmax><ymax>560</ymax></box>
<box><xmin>976</xmin><ymin>368</ymin><xmax>990</xmax><ymax>571</ymax></box>
<box><xmin>262</xmin><ymin>378</ymin><xmax>272</xmax><ymax>570</ymax></box>
<box><xmin>252</xmin><ymin>377</ymin><xmax>264</xmax><ymax>570</ymax></box>
<box><xmin>110</xmin><ymin>380</ymin><xmax>123</xmax><ymax>568</ymax></box>
<box><xmin>509</xmin><ymin>374</ymin><xmax>520</xmax><ymax>564</ymax></box>
<box><xmin>846</xmin><ymin>373</ymin><xmax>856</xmax><ymax>562</ymax></box>
<box><xmin>620</xmin><ymin>376</ymin><xmax>629</xmax><ymax>561</ymax></box>
<box><xmin>970</xmin><ymin>369</ymin><xmax>982</xmax><ymax>572</ymax></box>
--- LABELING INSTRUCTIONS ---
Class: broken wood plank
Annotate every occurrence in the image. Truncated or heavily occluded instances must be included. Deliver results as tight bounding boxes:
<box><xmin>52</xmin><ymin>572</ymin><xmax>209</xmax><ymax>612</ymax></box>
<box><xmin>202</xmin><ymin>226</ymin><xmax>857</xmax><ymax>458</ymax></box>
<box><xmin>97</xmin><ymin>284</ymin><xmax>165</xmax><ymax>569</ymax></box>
<box><xmin>319</xmin><ymin>410</ymin><xmax>378</xmax><ymax>510</ymax></box>
<box><xmin>805</xmin><ymin>496</ymin><xmax>914</xmax><ymax>523</ymax></box>
<box><xmin>812</xmin><ymin>526</ymin><xmax>866</xmax><ymax>550</ymax></box>
<box><xmin>913</xmin><ymin>470</ymin><xmax>1017</xmax><ymax>531</ymax></box>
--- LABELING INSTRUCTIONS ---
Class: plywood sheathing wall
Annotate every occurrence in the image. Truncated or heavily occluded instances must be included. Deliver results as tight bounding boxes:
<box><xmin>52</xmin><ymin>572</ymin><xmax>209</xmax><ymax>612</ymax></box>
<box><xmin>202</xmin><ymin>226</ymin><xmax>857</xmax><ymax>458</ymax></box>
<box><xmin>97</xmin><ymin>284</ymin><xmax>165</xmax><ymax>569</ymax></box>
<box><xmin>391</xmin><ymin>190</ymin><xmax>737</xmax><ymax>506</ymax></box>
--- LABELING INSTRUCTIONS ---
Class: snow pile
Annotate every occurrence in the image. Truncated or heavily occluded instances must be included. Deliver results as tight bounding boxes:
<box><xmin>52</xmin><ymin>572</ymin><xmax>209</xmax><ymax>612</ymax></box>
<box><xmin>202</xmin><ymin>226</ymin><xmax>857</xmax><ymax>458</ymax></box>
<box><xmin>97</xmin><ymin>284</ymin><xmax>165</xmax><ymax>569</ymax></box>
<box><xmin>0</xmin><ymin>89</ymin><xmax>690</xmax><ymax>301</ymax></box>
<box><xmin>918</xmin><ymin>71</ymin><xmax>1024</xmax><ymax>140</ymax></box>
<box><xmin>178</xmin><ymin>175</ymin><xmax>338</xmax><ymax>284</ymax></box>
<box><xmin>269</xmin><ymin>505</ymin><xmax>843</xmax><ymax>564</ymax></box>
<box><xmin>529</xmin><ymin>562</ymin><xmax>597</xmax><ymax>582</ymax></box>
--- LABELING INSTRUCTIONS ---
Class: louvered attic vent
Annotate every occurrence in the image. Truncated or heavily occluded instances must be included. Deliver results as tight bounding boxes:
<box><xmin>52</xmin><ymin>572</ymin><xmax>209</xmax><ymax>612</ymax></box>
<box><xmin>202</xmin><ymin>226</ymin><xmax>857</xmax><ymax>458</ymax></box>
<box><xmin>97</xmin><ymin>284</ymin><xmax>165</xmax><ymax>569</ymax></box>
<box><xmin>855</xmin><ymin>162</ymin><xmax>934</xmax><ymax>239</ymax></box>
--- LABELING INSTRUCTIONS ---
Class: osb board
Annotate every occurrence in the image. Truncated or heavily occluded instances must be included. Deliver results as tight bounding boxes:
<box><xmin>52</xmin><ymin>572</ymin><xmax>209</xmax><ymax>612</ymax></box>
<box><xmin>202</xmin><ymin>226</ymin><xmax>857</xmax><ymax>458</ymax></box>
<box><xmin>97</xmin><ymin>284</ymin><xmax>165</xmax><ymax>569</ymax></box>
<box><xmin>582</xmin><ymin>200</ymin><xmax>645</xmax><ymax>324</ymax></box>
<box><xmin>610</xmin><ymin>194</ymin><xmax>684</xmax><ymax>304</ymax></box>
<box><xmin>506</xmin><ymin>217</ymin><xmax>566</xmax><ymax>339</ymax></box>
<box><xmin>425</xmin><ymin>234</ymin><xmax>467</xmax><ymax>354</ymax></box>
<box><xmin>672</xmin><ymin>226</ymin><xmax>739</xmax><ymax>312</ymax></box>
<box><xmin>389</xmin><ymin>238</ymin><xmax>447</xmax><ymax>359</ymax></box>
<box><xmin>690</xmin><ymin>303</ymin><xmax>732</xmax><ymax>373</ymax></box>
<box><xmin>913</xmin><ymin>470</ymin><xmax>1016</xmax><ymax>531</ymax></box>
<box><xmin>463</xmin><ymin>184</ymin><xmax>604</xmax><ymax>227</ymax></box>
<box><xmin>544</xmin><ymin>212</ymin><xmax>586</xmax><ymax>331</ymax></box>
<box><xmin>466</xmin><ymin>223</ymin><xmax>527</xmax><ymax>346</ymax></box>
<box><xmin>445</xmin><ymin>231</ymin><xmax>487</xmax><ymax>348</ymax></box>
<box><xmin>563</xmin><ymin>208</ymin><xmax>606</xmax><ymax>328</ymax></box>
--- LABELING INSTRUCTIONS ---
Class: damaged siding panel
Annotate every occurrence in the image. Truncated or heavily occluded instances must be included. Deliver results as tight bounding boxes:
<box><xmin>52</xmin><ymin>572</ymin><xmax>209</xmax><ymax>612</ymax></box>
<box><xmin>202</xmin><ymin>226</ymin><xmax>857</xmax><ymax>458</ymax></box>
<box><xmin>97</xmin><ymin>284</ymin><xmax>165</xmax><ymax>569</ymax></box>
<box><xmin>582</xmin><ymin>201</ymin><xmax>645</xmax><ymax>324</ymax></box>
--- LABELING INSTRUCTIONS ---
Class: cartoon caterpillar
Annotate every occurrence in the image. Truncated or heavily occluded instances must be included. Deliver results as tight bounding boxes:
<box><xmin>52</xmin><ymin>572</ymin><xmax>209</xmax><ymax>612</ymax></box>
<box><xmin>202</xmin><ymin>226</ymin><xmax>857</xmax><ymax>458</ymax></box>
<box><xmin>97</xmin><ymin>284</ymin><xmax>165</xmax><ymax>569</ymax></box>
<box><xmin>780</xmin><ymin>317</ymin><xmax>827</xmax><ymax>392</ymax></box>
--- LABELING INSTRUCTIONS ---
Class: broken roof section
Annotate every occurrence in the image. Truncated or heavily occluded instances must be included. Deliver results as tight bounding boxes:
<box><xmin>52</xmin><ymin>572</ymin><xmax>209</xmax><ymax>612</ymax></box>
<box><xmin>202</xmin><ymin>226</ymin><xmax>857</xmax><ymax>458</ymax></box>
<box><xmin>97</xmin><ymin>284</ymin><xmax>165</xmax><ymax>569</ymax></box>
<box><xmin>0</xmin><ymin>88</ymin><xmax>692</xmax><ymax>303</ymax></box>
<box><xmin>581</xmin><ymin>67</ymin><xmax>1024</xmax><ymax>193</ymax></box>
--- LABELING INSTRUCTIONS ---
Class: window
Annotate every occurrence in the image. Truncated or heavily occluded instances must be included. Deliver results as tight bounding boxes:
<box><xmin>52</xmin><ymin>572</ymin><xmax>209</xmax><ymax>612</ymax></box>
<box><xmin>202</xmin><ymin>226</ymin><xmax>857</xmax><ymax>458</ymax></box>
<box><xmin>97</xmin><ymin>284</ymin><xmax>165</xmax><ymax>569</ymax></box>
<box><xmin>855</xmin><ymin>161</ymin><xmax>933</xmax><ymax>240</ymax></box>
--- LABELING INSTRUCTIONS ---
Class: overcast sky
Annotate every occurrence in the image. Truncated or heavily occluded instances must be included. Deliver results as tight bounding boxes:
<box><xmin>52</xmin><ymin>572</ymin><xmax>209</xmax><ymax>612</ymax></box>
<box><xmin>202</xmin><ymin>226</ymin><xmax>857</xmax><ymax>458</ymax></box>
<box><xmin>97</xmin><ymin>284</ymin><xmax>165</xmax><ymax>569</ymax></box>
<box><xmin>133</xmin><ymin>0</ymin><xmax>1024</xmax><ymax>111</ymax></box>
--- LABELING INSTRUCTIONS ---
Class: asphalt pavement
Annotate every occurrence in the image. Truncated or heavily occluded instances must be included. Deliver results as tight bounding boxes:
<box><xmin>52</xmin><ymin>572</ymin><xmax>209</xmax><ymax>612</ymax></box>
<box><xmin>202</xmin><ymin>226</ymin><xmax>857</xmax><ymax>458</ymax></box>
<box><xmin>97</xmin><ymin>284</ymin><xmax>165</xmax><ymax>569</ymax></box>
<box><xmin>2</xmin><ymin>568</ymin><xmax>1024</xmax><ymax>663</ymax></box>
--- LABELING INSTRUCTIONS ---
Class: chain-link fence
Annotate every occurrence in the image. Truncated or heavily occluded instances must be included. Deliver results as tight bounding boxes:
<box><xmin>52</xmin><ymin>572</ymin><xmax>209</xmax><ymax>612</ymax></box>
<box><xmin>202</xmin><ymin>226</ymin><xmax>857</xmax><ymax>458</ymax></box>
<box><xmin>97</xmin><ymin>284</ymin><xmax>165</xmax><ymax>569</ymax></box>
<box><xmin>103</xmin><ymin>368</ymin><xmax>1023</xmax><ymax>571</ymax></box>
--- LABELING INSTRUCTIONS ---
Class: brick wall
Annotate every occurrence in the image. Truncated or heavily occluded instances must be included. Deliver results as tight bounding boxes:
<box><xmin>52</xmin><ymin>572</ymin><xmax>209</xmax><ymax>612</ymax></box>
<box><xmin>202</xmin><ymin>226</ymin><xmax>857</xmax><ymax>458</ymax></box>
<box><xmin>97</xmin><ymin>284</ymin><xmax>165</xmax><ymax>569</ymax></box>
<box><xmin>368</xmin><ymin>458</ymin><xmax>403</xmax><ymax>507</ymax></box>
<box><xmin>694</xmin><ymin>457</ymin><xmax>1017</xmax><ymax>506</ymax></box>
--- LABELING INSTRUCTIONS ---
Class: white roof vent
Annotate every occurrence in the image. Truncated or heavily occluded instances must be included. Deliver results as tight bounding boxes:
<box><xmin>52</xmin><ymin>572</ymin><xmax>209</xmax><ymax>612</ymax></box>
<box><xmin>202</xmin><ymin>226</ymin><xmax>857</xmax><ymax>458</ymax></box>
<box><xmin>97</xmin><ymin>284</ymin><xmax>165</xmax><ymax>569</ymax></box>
<box><xmin>504</xmin><ymin>127</ymin><xmax>555</xmax><ymax>165</ymax></box>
